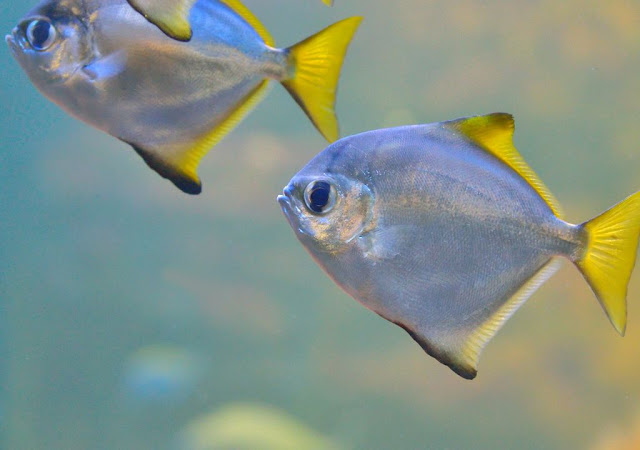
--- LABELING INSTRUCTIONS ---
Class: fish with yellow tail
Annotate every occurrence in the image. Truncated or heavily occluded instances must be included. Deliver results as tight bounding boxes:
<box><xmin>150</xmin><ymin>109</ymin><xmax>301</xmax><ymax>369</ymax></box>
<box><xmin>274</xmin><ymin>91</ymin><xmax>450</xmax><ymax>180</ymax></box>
<box><xmin>278</xmin><ymin>113</ymin><xmax>640</xmax><ymax>379</ymax></box>
<box><xmin>127</xmin><ymin>0</ymin><xmax>335</xmax><ymax>41</ymax></box>
<box><xmin>6</xmin><ymin>0</ymin><xmax>361</xmax><ymax>194</ymax></box>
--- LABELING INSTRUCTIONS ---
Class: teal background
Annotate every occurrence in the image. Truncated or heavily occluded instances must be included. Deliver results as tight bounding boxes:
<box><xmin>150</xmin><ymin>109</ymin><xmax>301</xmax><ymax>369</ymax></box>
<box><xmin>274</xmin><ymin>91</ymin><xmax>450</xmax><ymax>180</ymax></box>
<box><xmin>2</xmin><ymin>1</ymin><xmax>640</xmax><ymax>449</ymax></box>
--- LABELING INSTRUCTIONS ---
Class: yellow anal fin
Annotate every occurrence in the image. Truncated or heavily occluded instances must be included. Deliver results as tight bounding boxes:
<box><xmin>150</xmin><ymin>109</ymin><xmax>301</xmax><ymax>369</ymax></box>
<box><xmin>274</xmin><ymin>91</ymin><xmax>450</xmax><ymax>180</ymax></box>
<box><xmin>576</xmin><ymin>191</ymin><xmax>640</xmax><ymax>335</ymax></box>
<box><xmin>459</xmin><ymin>259</ymin><xmax>561</xmax><ymax>378</ymax></box>
<box><xmin>322</xmin><ymin>0</ymin><xmax>335</xmax><ymax>5</ymax></box>
<box><xmin>396</xmin><ymin>260</ymin><xmax>559</xmax><ymax>380</ymax></box>
<box><xmin>219</xmin><ymin>0</ymin><xmax>275</xmax><ymax>46</ymax></box>
<box><xmin>132</xmin><ymin>143</ymin><xmax>202</xmax><ymax>195</ymax></box>
<box><xmin>282</xmin><ymin>17</ymin><xmax>362</xmax><ymax>143</ymax></box>
<box><xmin>129</xmin><ymin>80</ymin><xmax>270</xmax><ymax>194</ymax></box>
<box><xmin>127</xmin><ymin>0</ymin><xmax>196</xmax><ymax>41</ymax></box>
<box><xmin>445</xmin><ymin>113</ymin><xmax>564</xmax><ymax>219</ymax></box>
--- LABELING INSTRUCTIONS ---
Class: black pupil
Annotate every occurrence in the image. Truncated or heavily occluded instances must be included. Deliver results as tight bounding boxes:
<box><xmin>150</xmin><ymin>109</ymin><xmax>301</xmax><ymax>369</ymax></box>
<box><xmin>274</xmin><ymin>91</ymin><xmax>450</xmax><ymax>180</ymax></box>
<box><xmin>309</xmin><ymin>181</ymin><xmax>331</xmax><ymax>213</ymax></box>
<box><xmin>30</xmin><ymin>20</ymin><xmax>51</xmax><ymax>49</ymax></box>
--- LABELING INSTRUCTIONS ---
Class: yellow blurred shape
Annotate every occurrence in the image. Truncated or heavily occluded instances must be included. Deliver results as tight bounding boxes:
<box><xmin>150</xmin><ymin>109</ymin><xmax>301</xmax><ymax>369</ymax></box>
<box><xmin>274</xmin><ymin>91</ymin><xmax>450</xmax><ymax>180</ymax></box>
<box><xmin>180</xmin><ymin>402</ymin><xmax>342</xmax><ymax>450</ymax></box>
<box><xmin>592</xmin><ymin>412</ymin><xmax>640</xmax><ymax>450</ymax></box>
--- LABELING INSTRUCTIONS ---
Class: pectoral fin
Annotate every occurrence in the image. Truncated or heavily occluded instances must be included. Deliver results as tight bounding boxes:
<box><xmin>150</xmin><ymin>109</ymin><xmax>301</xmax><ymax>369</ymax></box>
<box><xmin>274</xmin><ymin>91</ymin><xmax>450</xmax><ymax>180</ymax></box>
<box><xmin>358</xmin><ymin>227</ymin><xmax>407</xmax><ymax>260</ymax></box>
<box><xmin>82</xmin><ymin>51</ymin><xmax>127</xmax><ymax>81</ymax></box>
<box><xmin>126</xmin><ymin>80</ymin><xmax>270</xmax><ymax>194</ymax></box>
<box><xmin>127</xmin><ymin>0</ymin><xmax>196</xmax><ymax>41</ymax></box>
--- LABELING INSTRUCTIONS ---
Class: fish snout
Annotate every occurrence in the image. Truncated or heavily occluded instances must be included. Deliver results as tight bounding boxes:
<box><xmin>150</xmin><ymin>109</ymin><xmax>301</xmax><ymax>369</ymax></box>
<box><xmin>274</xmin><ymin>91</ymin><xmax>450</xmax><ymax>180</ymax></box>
<box><xmin>5</xmin><ymin>28</ymin><xmax>18</xmax><ymax>53</ymax></box>
<box><xmin>277</xmin><ymin>184</ymin><xmax>295</xmax><ymax>206</ymax></box>
<box><xmin>278</xmin><ymin>184</ymin><xmax>299</xmax><ymax>223</ymax></box>
<box><xmin>6</xmin><ymin>26</ymin><xmax>25</xmax><ymax>56</ymax></box>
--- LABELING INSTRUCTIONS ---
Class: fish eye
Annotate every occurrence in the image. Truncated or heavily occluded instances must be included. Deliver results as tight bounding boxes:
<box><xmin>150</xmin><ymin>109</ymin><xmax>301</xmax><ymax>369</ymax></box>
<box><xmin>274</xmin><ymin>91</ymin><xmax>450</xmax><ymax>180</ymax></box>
<box><xmin>26</xmin><ymin>18</ymin><xmax>57</xmax><ymax>51</ymax></box>
<box><xmin>304</xmin><ymin>180</ymin><xmax>336</xmax><ymax>214</ymax></box>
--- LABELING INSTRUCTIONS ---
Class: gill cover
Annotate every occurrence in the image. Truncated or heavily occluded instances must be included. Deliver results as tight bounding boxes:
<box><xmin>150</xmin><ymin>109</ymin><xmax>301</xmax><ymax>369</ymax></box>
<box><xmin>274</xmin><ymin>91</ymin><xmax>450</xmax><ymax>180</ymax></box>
<box><xmin>298</xmin><ymin>174</ymin><xmax>374</xmax><ymax>252</ymax></box>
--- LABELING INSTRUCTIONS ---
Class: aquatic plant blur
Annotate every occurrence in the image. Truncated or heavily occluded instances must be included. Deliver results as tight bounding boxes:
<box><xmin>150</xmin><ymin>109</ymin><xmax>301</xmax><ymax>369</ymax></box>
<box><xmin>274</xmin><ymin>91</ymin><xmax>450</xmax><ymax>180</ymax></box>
<box><xmin>1</xmin><ymin>1</ymin><xmax>639</xmax><ymax>449</ymax></box>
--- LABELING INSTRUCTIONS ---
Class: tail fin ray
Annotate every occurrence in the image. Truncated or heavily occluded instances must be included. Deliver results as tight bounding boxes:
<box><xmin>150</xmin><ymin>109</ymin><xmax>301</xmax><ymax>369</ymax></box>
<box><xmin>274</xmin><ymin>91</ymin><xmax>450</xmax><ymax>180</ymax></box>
<box><xmin>282</xmin><ymin>17</ymin><xmax>362</xmax><ymax>142</ymax></box>
<box><xmin>575</xmin><ymin>192</ymin><xmax>640</xmax><ymax>335</ymax></box>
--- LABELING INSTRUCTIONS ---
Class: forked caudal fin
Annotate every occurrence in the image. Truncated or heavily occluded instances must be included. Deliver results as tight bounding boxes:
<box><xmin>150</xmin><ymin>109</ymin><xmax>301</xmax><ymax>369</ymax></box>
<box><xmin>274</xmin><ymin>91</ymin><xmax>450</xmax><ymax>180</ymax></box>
<box><xmin>282</xmin><ymin>17</ymin><xmax>362</xmax><ymax>143</ymax></box>
<box><xmin>575</xmin><ymin>191</ymin><xmax>640</xmax><ymax>335</ymax></box>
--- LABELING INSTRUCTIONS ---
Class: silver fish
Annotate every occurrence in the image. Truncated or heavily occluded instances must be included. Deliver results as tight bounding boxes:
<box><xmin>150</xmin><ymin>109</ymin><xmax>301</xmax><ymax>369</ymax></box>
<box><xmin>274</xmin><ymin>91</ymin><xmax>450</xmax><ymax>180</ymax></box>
<box><xmin>278</xmin><ymin>113</ymin><xmax>640</xmax><ymax>379</ymax></box>
<box><xmin>6</xmin><ymin>0</ymin><xmax>361</xmax><ymax>194</ymax></box>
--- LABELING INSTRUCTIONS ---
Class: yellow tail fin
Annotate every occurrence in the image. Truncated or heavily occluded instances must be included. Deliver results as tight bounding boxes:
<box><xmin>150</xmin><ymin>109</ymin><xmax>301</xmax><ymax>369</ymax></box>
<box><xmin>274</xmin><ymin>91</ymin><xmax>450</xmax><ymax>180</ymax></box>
<box><xmin>282</xmin><ymin>17</ymin><xmax>362</xmax><ymax>142</ymax></box>
<box><xmin>576</xmin><ymin>192</ymin><xmax>640</xmax><ymax>335</ymax></box>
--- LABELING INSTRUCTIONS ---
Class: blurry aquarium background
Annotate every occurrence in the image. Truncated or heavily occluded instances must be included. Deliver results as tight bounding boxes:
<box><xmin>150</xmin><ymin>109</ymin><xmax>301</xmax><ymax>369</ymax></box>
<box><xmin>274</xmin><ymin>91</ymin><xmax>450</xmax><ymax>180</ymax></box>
<box><xmin>1</xmin><ymin>0</ymin><xmax>640</xmax><ymax>449</ymax></box>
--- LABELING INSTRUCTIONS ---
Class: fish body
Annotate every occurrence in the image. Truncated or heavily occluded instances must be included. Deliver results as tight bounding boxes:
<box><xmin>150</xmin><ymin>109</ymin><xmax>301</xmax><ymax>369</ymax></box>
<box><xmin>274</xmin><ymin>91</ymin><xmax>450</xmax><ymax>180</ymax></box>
<box><xmin>7</xmin><ymin>0</ymin><xmax>361</xmax><ymax>193</ymax></box>
<box><xmin>278</xmin><ymin>113</ymin><xmax>640</xmax><ymax>379</ymax></box>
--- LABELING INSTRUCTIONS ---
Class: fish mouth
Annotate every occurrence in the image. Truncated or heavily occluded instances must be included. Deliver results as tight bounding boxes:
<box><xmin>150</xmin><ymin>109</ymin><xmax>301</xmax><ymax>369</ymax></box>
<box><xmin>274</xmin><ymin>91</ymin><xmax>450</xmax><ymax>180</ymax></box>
<box><xmin>277</xmin><ymin>185</ymin><xmax>294</xmax><ymax>218</ymax></box>
<box><xmin>277</xmin><ymin>185</ymin><xmax>310</xmax><ymax>237</ymax></box>
<box><xmin>5</xmin><ymin>28</ymin><xmax>21</xmax><ymax>56</ymax></box>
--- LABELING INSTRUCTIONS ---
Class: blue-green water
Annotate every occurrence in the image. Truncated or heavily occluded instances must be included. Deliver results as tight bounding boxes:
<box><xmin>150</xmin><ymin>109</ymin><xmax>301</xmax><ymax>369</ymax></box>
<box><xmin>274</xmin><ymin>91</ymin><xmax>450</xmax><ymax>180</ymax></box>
<box><xmin>2</xmin><ymin>1</ymin><xmax>640</xmax><ymax>449</ymax></box>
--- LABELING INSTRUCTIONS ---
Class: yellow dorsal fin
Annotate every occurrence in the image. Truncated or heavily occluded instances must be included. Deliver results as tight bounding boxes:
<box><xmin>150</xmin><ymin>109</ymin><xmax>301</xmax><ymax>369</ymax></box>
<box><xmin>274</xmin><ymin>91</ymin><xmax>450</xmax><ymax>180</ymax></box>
<box><xmin>219</xmin><ymin>0</ymin><xmax>275</xmax><ymax>47</ymax></box>
<box><xmin>130</xmin><ymin>80</ymin><xmax>271</xmax><ymax>194</ymax></box>
<box><xmin>127</xmin><ymin>0</ymin><xmax>274</xmax><ymax>45</ymax></box>
<box><xmin>446</xmin><ymin>113</ymin><xmax>564</xmax><ymax>219</ymax></box>
<box><xmin>127</xmin><ymin>0</ymin><xmax>196</xmax><ymax>41</ymax></box>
